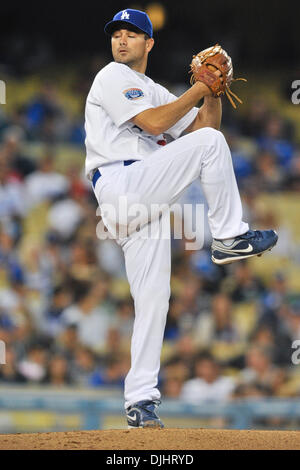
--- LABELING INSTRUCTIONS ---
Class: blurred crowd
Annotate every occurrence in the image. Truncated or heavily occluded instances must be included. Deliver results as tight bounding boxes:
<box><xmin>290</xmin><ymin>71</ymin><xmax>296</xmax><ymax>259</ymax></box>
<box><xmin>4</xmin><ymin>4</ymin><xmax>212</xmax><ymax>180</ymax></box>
<box><xmin>1</xmin><ymin>66</ymin><xmax>300</xmax><ymax>407</ymax></box>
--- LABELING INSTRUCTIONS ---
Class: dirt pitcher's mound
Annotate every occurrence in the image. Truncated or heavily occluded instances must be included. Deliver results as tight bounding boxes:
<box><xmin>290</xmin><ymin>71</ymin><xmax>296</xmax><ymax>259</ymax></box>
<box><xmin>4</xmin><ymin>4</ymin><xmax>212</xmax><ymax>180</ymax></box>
<box><xmin>0</xmin><ymin>428</ymin><xmax>300</xmax><ymax>450</ymax></box>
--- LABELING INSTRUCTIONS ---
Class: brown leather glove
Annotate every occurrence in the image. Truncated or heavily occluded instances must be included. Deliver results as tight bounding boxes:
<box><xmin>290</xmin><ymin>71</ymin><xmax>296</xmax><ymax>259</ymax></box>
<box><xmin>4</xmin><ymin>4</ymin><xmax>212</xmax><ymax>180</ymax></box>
<box><xmin>190</xmin><ymin>44</ymin><xmax>246</xmax><ymax>108</ymax></box>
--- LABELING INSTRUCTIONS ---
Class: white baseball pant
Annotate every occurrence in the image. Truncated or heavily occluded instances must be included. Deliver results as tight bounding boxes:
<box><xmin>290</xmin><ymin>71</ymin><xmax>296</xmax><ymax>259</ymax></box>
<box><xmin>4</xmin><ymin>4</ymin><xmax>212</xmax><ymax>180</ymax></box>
<box><xmin>92</xmin><ymin>127</ymin><xmax>249</xmax><ymax>409</ymax></box>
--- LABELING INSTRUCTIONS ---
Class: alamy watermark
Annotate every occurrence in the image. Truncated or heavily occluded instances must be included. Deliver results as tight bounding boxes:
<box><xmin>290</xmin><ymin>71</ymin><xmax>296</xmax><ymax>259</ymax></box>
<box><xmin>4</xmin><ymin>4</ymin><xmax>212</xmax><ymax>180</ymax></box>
<box><xmin>291</xmin><ymin>340</ymin><xmax>300</xmax><ymax>365</ymax></box>
<box><xmin>0</xmin><ymin>341</ymin><xmax>6</xmax><ymax>364</ymax></box>
<box><xmin>291</xmin><ymin>80</ymin><xmax>300</xmax><ymax>104</ymax></box>
<box><xmin>0</xmin><ymin>80</ymin><xmax>6</xmax><ymax>104</ymax></box>
<box><xmin>95</xmin><ymin>199</ymin><xmax>206</xmax><ymax>250</ymax></box>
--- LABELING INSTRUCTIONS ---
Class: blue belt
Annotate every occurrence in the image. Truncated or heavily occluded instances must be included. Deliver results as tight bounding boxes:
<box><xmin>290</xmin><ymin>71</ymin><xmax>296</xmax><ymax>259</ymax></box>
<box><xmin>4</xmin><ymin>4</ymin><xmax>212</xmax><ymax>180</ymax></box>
<box><xmin>92</xmin><ymin>160</ymin><xmax>137</xmax><ymax>188</ymax></box>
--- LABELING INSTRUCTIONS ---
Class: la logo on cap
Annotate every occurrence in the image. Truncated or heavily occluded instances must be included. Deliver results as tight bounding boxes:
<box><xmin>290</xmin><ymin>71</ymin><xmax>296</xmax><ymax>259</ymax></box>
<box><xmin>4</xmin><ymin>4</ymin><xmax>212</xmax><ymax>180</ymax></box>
<box><xmin>121</xmin><ymin>10</ymin><xmax>130</xmax><ymax>20</ymax></box>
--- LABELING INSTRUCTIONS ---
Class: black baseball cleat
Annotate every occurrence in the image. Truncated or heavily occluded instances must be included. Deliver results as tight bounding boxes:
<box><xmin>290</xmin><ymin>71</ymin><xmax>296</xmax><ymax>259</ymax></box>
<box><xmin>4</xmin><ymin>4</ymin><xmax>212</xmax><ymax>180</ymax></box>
<box><xmin>211</xmin><ymin>229</ymin><xmax>278</xmax><ymax>265</ymax></box>
<box><xmin>126</xmin><ymin>400</ymin><xmax>164</xmax><ymax>429</ymax></box>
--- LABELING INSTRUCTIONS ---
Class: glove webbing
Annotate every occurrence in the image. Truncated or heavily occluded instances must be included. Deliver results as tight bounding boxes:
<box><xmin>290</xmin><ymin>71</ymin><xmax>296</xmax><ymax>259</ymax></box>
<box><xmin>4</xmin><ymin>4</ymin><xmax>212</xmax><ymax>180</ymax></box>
<box><xmin>190</xmin><ymin>44</ymin><xmax>247</xmax><ymax>109</ymax></box>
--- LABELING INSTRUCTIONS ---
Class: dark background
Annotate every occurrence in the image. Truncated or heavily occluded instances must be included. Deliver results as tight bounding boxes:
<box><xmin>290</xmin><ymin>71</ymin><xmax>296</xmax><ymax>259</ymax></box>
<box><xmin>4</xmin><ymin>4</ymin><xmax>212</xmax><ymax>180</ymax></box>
<box><xmin>1</xmin><ymin>0</ymin><xmax>299</xmax><ymax>81</ymax></box>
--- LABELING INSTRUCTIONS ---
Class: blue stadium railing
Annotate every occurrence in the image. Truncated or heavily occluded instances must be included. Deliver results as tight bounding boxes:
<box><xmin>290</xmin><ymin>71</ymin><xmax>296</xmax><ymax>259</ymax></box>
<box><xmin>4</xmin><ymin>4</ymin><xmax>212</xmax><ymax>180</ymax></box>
<box><xmin>0</xmin><ymin>387</ymin><xmax>300</xmax><ymax>430</ymax></box>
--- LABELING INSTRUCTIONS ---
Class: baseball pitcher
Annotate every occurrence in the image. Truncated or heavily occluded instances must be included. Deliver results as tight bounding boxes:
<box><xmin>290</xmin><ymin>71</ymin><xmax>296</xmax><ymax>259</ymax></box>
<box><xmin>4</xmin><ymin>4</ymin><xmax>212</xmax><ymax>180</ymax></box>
<box><xmin>84</xmin><ymin>8</ymin><xmax>278</xmax><ymax>428</ymax></box>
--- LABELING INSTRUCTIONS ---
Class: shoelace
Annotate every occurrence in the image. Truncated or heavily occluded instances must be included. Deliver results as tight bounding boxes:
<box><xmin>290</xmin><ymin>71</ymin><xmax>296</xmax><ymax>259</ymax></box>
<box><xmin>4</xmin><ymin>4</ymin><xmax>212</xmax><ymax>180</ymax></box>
<box><xmin>239</xmin><ymin>230</ymin><xmax>262</xmax><ymax>241</ymax></box>
<box><xmin>137</xmin><ymin>400</ymin><xmax>161</xmax><ymax>416</ymax></box>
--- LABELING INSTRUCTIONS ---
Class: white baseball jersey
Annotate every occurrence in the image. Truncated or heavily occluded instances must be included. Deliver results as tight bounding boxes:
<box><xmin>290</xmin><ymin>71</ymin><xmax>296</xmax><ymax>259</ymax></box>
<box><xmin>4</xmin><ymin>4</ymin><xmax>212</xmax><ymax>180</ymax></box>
<box><xmin>85</xmin><ymin>60</ymin><xmax>249</xmax><ymax>410</ymax></box>
<box><xmin>84</xmin><ymin>62</ymin><xmax>199</xmax><ymax>179</ymax></box>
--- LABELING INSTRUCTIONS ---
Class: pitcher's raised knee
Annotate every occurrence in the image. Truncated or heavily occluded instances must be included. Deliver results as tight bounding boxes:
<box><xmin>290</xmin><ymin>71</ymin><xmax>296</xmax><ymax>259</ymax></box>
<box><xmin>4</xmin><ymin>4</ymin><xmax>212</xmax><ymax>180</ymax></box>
<box><xmin>194</xmin><ymin>126</ymin><xmax>224</xmax><ymax>143</ymax></box>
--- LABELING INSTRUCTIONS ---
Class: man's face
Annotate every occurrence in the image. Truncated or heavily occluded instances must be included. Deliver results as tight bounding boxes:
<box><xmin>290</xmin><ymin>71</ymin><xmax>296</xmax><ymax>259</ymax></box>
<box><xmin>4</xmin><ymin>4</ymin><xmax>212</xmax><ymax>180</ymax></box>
<box><xmin>111</xmin><ymin>28</ymin><xmax>152</xmax><ymax>67</ymax></box>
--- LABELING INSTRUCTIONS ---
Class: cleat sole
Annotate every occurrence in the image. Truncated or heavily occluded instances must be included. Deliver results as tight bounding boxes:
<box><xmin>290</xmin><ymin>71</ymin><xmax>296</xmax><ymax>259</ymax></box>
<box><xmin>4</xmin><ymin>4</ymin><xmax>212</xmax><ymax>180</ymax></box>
<box><xmin>212</xmin><ymin>244</ymin><xmax>277</xmax><ymax>266</ymax></box>
<box><xmin>128</xmin><ymin>421</ymin><xmax>164</xmax><ymax>430</ymax></box>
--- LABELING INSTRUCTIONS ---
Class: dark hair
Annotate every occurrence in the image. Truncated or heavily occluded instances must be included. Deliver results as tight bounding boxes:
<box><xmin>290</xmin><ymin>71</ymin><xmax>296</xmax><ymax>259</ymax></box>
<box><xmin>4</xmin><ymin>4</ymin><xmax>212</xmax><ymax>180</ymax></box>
<box><xmin>195</xmin><ymin>351</ymin><xmax>216</xmax><ymax>364</ymax></box>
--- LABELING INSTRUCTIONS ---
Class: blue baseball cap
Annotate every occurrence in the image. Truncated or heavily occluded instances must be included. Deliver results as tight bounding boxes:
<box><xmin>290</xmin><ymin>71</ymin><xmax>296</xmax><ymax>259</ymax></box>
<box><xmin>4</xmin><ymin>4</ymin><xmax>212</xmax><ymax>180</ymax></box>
<box><xmin>104</xmin><ymin>9</ymin><xmax>153</xmax><ymax>38</ymax></box>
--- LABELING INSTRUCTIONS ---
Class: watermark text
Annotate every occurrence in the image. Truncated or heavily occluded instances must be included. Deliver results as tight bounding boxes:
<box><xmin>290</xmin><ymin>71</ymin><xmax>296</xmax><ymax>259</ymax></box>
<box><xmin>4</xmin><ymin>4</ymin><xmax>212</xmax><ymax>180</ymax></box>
<box><xmin>95</xmin><ymin>199</ymin><xmax>206</xmax><ymax>250</ymax></box>
<box><xmin>0</xmin><ymin>341</ymin><xmax>6</xmax><ymax>364</ymax></box>
<box><xmin>291</xmin><ymin>80</ymin><xmax>300</xmax><ymax>104</ymax></box>
<box><xmin>291</xmin><ymin>340</ymin><xmax>300</xmax><ymax>365</ymax></box>
<box><xmin>0</xmin><ymin>80</ymin><xmax>6</xmax><ymax>104</ymax></box>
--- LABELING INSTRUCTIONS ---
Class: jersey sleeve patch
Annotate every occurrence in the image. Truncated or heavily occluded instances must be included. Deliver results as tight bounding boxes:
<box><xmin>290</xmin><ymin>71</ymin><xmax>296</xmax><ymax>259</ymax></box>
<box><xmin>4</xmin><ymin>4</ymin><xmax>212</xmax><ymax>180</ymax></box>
<box><xmin>123</xmin><ymin>88</ymin><xmax>145</xmax><ymax>100</ymax></box>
